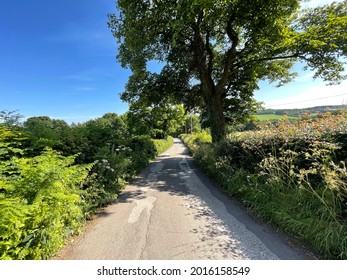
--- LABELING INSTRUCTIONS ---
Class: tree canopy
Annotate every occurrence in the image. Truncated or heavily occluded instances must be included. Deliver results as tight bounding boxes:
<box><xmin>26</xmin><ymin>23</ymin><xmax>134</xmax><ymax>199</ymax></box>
<box><xmin>108</xmin><ymin>0</ymin><xmax>347</xmax><ymax>142</ymax></box>
<box><xmin>0</xmin><ymin>110</ymin><xmax>23</xmax><ymax>127</ymax></box>
<box><xmin>128</xmin><ymin>101</ymin><xmax>185</xmax><ymax>138</ymax></box>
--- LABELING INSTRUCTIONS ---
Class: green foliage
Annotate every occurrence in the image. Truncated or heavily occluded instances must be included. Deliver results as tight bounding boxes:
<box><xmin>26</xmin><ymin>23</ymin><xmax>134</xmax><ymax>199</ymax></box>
<box><xmin>128</xmin><ymin>102</ymin><xmax>185</xmax><ymax>139</ymax></box>
<box><xmin>0</xmin><ymin>149</ymin><xmax>91</xmax><ymax>260</ymax></box>
<box><xmin>257</xmin><ymin>105</ymin><xmax>347</xmax><ymax>118</ymax></box>
<box><xmin>295</xmin><ymin>1</ymin><xmax>347</xmax><ymax>83</ymax></box>
<box><xmin>253</xmin><ymin>114</ymin><xmax>297</xmax><ymax>122</ymax></box>
<box><xmin>1</xmin><ymin>111</ymin><xmax>175</xmax><ymax>259</ymax></box>
<box><xmin>152</xmin><ymin>136</ymin><xmax>174</xmax><ymax>155</ymax></box>
<box><xmin>180</xmin><ymin>131</ymin><xmax>212</xmax><ymax>154</ymax></box>
<box><xmin>182</xmin><ymin>111</ymin><xmax>347</xmax><ymax>259</ymax></box>
<box><xmin>109</xmin><ymin>0</ymin><xmax>347</xmax><ymax>142</ymax></box>
<box><xmin>72</xmin><ymin>113</ymin><xmax>128</xmax><ymax>162</ymax></box>
<box><xmin>23</xmin><ymin>113</ymin><xmax>129</xmax><ymax>162</ymax></box>
<box><xmin>0</xmin><ymin>126</ymin><xmax>30</xmax><ymax>161</ymax></box>
<box><xmin>23</xmin><ymin>116</ymin><xmax>75</xmax><ymax>156</ymax></box>
<box><xmin>178</xmin><ymin>114</ymin><xmax>202</xmax><ymax>135</ymax></box>
<box><xmin>82</xmin><ymin>144</ymin><xmax>134</xmax><ymax>214</ymax></box>
<box><xmin>82</xmin><ymin>136</ymin><xmax>174</xmax><ymax>214</ymax></box>
<box><xmin>127</xmin><ymin>135</ymin><xmax>157</xmax><ymax>171</ymax></box>
<box><xmin>120</xmin><ymin>136</ymin><xmax>174</xmax><ymax>172</ymax></box>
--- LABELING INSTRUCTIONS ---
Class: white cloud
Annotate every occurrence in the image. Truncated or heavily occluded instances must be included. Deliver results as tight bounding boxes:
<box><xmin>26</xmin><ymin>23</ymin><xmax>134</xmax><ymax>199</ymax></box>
<box><xmin>265</xmin><ymin>80</ymin><xmax>347</xmax><ymax>109</ymax></box>
<box><xmin>295</xmin><ymin>72</ymin><xmax>315</xmax><ymax>82</ymax></box>
<box><xmin>73</xmin><ymin>86</ymin><xmax>96</xmax><ymax>92</ymax></box>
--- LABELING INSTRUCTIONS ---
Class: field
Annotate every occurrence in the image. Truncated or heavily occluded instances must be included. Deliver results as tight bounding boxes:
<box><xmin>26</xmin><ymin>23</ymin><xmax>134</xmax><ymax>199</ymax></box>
<box><xmin>253</xmin><ymin>114</ymin><xmax>298</xmax><ymax>121</ymax></box>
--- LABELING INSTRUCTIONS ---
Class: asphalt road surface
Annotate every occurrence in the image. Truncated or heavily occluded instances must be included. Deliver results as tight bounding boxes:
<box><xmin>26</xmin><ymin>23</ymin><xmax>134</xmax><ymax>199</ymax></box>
<box><xmin>54</xmin><ymin>138</ymin><xmax>308</xmax><ymax>260</ymax></box>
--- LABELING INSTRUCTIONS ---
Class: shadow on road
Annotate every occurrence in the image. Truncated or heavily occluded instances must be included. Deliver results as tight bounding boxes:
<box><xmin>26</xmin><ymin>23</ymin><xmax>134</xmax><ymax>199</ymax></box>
<box><xmin>100</xmin><ymin>139</ymin><xmax>307</xmax><ymax>259</ymax></box>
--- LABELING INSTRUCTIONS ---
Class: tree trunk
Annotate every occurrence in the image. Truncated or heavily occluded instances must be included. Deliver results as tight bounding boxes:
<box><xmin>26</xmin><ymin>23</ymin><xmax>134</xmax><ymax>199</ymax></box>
<box><xmin>192</xmin><ymin>19</ymin><xmax>227</xmax><ymax>143</ymax></box>
<box><xmin>204</xmin><ymin>90</ymin><xmax>226</xmax><ymax>143</ymax></box>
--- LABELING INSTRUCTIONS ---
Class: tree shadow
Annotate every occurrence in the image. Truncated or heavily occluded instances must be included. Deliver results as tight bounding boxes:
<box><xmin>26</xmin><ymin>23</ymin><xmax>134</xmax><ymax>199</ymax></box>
<box><xmin>110</xmin><ymin>139</ymin><xmax>305</xmax><ymax>259</ymax></box>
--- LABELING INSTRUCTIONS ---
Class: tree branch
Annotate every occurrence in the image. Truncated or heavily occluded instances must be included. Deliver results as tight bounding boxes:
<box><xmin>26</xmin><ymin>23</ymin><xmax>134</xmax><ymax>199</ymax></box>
<box><xmin>205</xmin><ymin>29</ymin><xmax>214</xmax><ymax>75</ymax></box>
<box><xmin>216</xmin><ymin>14</ymin><xmax>239</xmax><ymax>94</ymax></box>
<box><xmin>191</xmin><ymin>12</ymin><xmax>215</xmax><ymax>97</ymax></box>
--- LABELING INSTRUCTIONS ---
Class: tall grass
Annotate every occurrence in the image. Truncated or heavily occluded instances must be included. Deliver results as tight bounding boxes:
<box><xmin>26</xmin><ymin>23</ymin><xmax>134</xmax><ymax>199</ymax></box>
<box><xmin>182</xmin><ymin>112</ymin><xmax>347</xmax><ymax>259</ymax></box>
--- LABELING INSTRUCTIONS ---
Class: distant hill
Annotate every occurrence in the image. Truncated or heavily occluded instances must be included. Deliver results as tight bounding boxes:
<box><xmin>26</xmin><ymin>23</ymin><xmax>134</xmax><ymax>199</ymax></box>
<box><xmin>257</xmin><ymin>105</ymin><xmax>347</xmax><ymax>117</ymax></box>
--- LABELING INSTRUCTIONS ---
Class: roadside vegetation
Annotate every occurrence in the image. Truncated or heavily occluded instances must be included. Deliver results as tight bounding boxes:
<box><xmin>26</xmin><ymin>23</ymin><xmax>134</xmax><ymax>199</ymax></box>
<box><xmin>2</xmin><ymin>0</ymin><xmax>347</xmax><ymax>260</ymax></box>
<box><xmin>0</xmin><ymin>110</ymin><xmax>174</xmax><ymax>260</ymax></box>
<box><xmin>181</xmin><ymin>110</ymin><xmax>347</xmax><ymax>259</ymax></box>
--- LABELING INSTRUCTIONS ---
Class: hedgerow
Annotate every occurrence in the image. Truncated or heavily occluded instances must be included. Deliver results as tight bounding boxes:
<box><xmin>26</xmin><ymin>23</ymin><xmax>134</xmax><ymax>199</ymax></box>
<box><xmin>182</xmin><ymin>111</ymin><xmax>347</xmax><ymax>259</ymax></box>
<box><xmin>152</xmin><ymin>136</ymin><xmax>174</xmax><ymax>155</ymax></box>
<box><xmin>0</xmin><ymin>121</ymin><xmax>174</xmax><ymax>259</ymax></box>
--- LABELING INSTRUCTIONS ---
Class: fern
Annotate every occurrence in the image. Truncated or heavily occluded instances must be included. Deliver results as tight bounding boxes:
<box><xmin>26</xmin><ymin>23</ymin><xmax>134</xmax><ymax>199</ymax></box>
<box><xmin>0</xmin><ymin>148</ymin><xmax>92</xmax><ymax>259</ymax></box>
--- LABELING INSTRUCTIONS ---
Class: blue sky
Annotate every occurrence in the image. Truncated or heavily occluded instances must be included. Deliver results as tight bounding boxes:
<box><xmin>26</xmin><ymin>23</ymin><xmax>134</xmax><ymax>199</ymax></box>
<box><xmin>1</xmin><ymin>0</ymin><xmax>346</xmax><ymax>124</ymax></box>
<box><xmin>0</xmin><ymin>0</ymin><xmax>130</xmax><ymax>123</ymax></box>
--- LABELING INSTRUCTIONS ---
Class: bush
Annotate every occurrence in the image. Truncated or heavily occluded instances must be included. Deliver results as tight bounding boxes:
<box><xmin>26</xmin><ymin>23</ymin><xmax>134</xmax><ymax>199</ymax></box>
<box><xmin>180</xmin><ymin>131</ymin><xmax>212</xmax><ymax>154</ymax></box>
<box><xmin>116</xmin><ymin>135</ymin><xmax>174</xmax><ymax>172</ymax></box>
<box><xmin>152</xmin><ymin>136</ymin><xmax>174</xmax><ymax>155</ymax></box>
<box><xmin>82</xmin><ymin>145</ymin><xmax>133</xmax><ymax>214</ymax></box>
<box><xmin>181</xmin><ymin>112</ymin><xmax>347</xmax><ymax>259</ymax></box>
<box><xmin>127</xmin><ymin>135</ymin><xmax>157</xmax><ymax>171</ymax></box>
<box><xmin>82</xmin><ymin>136</ymin><xmax>175</xmax><ymax>215</ymax></box>
<box><xmin>0</xmin><ymin>149</ymin><xmax>91</xmax><ymax>260</ymax></box>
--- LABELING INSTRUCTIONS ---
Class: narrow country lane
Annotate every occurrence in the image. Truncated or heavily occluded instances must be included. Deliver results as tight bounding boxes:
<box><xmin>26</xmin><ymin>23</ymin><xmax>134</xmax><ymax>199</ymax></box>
<box><xmin>54</xmin><ymin>138</ymin><xmax>307</xmax><ymax>260</ymax></box>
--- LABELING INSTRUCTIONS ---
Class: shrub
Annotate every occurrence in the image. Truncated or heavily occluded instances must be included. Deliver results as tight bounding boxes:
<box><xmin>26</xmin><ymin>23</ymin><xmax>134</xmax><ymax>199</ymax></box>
<box><xmin>82</xmin><ymin>145</ymin><xmax>133</xmax><ymax>214</ymax></box>
<box><xmin>0</xmin><ymin>116</ymin><xmax>175</xmax><ymax>259</ymax></box>
<box><xmin>152</xmin><ymin>136</ymin><xmax>174</xmax><ymax>155</ymax></box>
<box><xmin>0</xmin><ymin>149</ymin><xmax>91</xmax><ymax>260</ymax></box>
<box><xmin>181</xmin><ymin>111</ymin><xmax>347</xmax><ymax>259</ymax></box>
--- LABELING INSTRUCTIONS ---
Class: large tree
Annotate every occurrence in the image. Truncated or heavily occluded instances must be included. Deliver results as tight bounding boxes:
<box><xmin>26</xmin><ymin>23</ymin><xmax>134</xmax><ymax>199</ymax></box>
<box><xmin>108</xmin><ymin>0</ymin><xmax>347</xmax><ymax>142</ymax></box>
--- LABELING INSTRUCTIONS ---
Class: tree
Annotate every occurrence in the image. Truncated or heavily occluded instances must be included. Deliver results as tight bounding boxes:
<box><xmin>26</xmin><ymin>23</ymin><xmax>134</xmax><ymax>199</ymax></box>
<box><xmin>179</xmin><ymin>114</ymin><xmax>201</xmax><ymax>135</ymax></box>
<box><xmin>108</xmin><ymin>0</ymin><xmax>347</xmax><ymax>142</ymax></box>
<box><xmin>24</xmin><ymin>116</ymin><xmax>58</xmax><ymax>140</ymax></box>
<box><xmin>128</xmin><ymin>101</ymin><xmax>185</xmax><ymax>138</ymax></box>
<box><xmin>83</xmin><ymin>113</ymin><xmax>127</xmax><ymax>145</ymax></box>
<box><xmin>23</xmin><ymin>116</ymin><xmax>74</xmax><ymax>155</ymax></box>
<box><xmin>81</xmin><ymin>113</ymin><xmax>128</xmax><ymax>161</ymax></box>
<box><xmin>0</xmin><ymin>110</ymin><xmax>23</xmax><ymax>127</ymax></box>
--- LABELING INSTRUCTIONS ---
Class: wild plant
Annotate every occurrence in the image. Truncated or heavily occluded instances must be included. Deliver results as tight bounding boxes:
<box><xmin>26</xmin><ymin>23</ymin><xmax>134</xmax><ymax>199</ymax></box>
<box><xmin>0</xmin><ymin>149</ymin><xmax>91</xmax><ymax>259</ymax></box>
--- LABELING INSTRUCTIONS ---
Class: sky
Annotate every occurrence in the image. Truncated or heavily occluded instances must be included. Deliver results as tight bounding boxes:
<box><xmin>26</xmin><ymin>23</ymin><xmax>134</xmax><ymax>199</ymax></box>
<box><xmin>0</xmin><ymin>0</ymin><xmax>130</xmax><ymax>123</ymax></box>
<box><xmin>253</xmin><ymin>0</ymin><xmax>347</xmax><ymax>109</ymax></box>
<box><xmin>0</xmin><ymin>0</ymin><xmax>346</xmax><ymax>124</ymax></box>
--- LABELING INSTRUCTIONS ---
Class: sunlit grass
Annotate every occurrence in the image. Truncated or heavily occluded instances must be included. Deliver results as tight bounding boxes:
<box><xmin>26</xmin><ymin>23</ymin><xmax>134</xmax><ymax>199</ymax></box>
<box><xmin>253</xmin><ymin>114</ymin><xmax>298</xmax><ymax>121</ymax></box>
<box><xmin>182</xmin><ymin>111</ymin><xmax>347</xmax><ymax>259</ymax></box>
